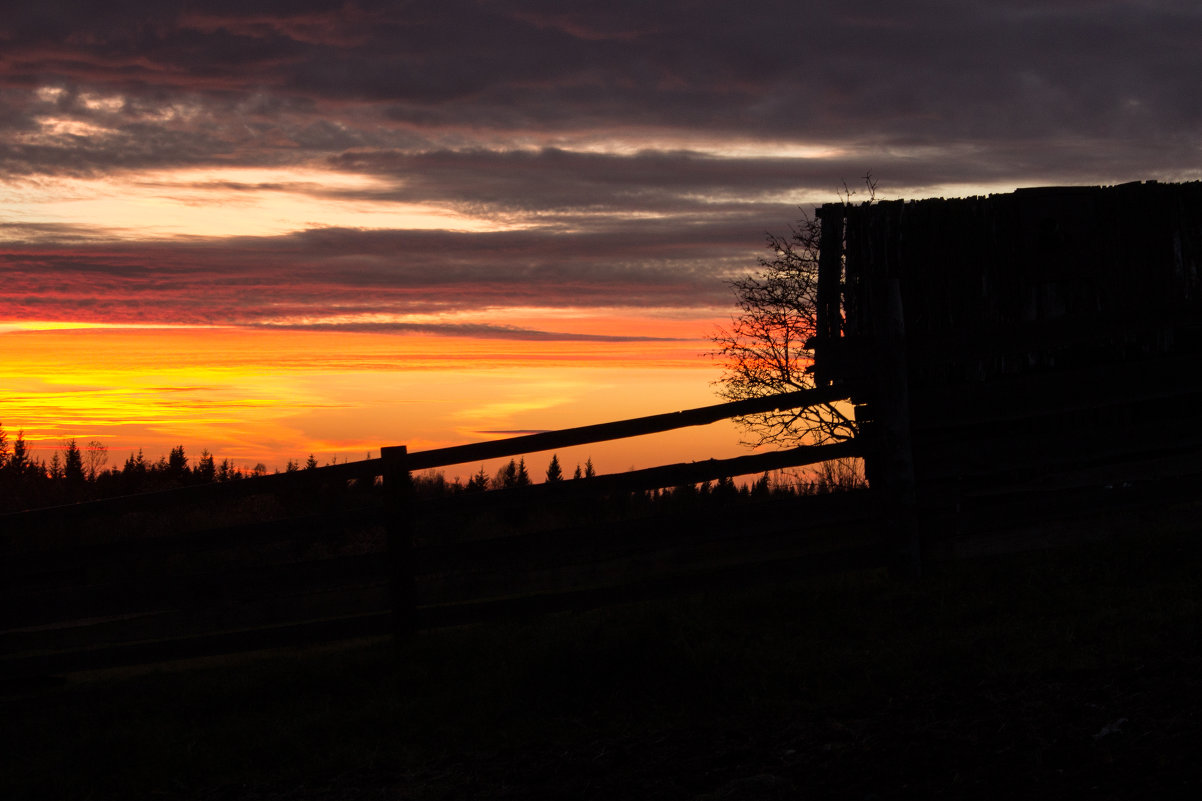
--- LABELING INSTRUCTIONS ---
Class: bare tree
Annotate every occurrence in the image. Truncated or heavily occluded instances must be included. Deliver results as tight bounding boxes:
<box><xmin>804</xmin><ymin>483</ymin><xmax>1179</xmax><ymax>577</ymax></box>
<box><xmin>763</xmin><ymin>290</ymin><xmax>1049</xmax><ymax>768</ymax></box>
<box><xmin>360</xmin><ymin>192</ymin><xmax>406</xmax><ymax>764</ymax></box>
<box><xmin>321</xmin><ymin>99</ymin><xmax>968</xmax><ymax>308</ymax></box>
<box><xmin>710</xmin><ymin>174</ymin><xmax>881</xmax><ymax>449</ymax></box>
<box><xmin>709</xmin><ymin>215</ymin><xmax>857</xmax><ymax>446</ymax></box>
<box><xmin>84</xmin><ymin>440</ymin><xmax>108</xmax><ymax>482</ymax></box>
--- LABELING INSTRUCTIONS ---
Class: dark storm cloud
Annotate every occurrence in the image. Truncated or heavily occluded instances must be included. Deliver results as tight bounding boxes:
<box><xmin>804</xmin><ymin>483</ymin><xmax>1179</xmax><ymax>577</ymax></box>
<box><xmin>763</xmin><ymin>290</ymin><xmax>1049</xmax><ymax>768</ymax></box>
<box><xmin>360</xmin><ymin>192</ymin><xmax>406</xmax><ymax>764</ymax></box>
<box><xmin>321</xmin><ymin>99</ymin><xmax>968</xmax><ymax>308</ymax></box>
<box><xmin>2</xmin><ymin>1</ymin><xmax>1198</xmax><ymax>159</ymax></box>
<box><xmin>323</xmin><ymin>144</ymin><xmax>1153</xmax><ymax>217</ymax></box>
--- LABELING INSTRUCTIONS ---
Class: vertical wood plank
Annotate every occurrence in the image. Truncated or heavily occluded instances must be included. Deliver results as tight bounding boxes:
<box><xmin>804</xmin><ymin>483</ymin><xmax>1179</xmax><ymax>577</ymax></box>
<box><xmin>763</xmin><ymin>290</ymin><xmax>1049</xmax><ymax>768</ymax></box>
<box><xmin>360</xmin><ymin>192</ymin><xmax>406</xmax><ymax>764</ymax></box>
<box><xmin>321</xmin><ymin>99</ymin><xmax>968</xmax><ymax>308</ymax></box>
<box><xmin>381</xmin><ymin>445</ymin><xmax>417</xmax><ymax>638</ymax></box>
<box><xmin>815</xmin><ymin>205</ymin><xmax>845</xmax><ymax>387</ymax></box>
<box><xmin>875</xmin><ymin>278</ymin><xmax>920</xmax><ymax>577</ymax></box>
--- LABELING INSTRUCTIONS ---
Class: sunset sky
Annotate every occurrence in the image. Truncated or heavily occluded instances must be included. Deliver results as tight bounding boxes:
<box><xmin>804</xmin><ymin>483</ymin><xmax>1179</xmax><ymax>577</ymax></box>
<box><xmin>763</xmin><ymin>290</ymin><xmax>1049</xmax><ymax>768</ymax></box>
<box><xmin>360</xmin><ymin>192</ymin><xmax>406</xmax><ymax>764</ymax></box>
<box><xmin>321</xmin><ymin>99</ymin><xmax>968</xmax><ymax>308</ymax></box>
<box><xmin>2</xmin><ymin>1</ymin><xmax>1200</xmax><ymax>477</ymax></box>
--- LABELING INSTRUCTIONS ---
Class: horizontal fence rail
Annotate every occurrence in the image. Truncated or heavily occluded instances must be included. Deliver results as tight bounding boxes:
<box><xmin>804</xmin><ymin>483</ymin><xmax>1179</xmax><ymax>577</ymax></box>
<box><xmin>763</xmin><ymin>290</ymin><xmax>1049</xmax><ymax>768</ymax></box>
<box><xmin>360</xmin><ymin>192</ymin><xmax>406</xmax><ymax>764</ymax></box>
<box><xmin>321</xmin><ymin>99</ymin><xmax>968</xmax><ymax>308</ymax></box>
<box><xmin>0</xmin><ymin>386</ymin><xmax>854</xmax><ymax>527</ymax></box>
<box><xmin>403</xmin><ymin>385</ymin><xmax>854</xmax><ymax>472</ymax></box>
<box><xmin>2</xmin><ymin>388</ymin><xmax>873</xmax><ymax>677</ymax></box>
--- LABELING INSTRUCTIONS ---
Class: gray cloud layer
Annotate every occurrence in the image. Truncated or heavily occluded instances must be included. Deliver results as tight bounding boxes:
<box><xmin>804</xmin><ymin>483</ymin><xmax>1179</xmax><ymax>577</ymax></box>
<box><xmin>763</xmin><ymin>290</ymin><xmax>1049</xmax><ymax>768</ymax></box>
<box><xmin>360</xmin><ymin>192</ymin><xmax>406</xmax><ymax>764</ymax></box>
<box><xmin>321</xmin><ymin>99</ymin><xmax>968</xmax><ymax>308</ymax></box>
<box><xmin>2</xmin><ymin>1</ymin><xmax>1200</xmax><ymax>331</ymax></box>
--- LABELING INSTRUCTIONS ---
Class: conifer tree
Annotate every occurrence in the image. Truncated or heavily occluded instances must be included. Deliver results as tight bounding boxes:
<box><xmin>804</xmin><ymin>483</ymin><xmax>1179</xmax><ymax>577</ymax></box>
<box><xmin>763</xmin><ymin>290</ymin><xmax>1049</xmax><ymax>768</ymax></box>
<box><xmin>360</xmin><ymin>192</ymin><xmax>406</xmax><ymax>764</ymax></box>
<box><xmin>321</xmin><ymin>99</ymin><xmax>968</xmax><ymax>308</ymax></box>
<box><xmin>10</xmin><ymin>431</ymin><xmax>28</xmax><ymax>477</ymax></box>
<box><xmin>466</xmin><ymin>465</ymin><xmax>489</xmax><ymax>492</ymax></box>
<box><xmin>217</xmin><ymin>458</ymin><xmax>239</xmax><ymax>482</ymax></box>
<box><xmin>167</xmin><ymin>445</ymin><xmax>189</xmax><ymax>481</ymax></box>
<box><xmin>545</xmin><ymin>453</ymin><xmax>564</xmax><ymax>483</ymax></box>
<box><xmin>196</xmin><ymin>450</ymin><xmax>217</xmax><ymax>482</ymax></box>
<box><xmin>125</xmin><ymin>449</ymin><xmax>147</xmax><ymax>475</ymax></box>
<box><xmin>495</xmin><ymin>459</ymin><xmax>517</xmax><ymax>488</ymax></box>
<box><xmin>63</xmin><ymin>439</ymin><xmax>84</xmax><ymax>486</ymax></box>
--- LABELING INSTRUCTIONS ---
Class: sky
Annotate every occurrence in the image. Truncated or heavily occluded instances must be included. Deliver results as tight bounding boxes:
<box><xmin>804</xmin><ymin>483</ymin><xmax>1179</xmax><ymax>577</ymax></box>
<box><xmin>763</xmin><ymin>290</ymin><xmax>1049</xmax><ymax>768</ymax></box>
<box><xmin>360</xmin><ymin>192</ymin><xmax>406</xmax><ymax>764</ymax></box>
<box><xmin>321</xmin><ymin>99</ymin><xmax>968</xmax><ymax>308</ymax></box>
<box><xmin>2</xmin><ymin>0</ymin><xmax>1200</xmax><ymax>477</ymax></box>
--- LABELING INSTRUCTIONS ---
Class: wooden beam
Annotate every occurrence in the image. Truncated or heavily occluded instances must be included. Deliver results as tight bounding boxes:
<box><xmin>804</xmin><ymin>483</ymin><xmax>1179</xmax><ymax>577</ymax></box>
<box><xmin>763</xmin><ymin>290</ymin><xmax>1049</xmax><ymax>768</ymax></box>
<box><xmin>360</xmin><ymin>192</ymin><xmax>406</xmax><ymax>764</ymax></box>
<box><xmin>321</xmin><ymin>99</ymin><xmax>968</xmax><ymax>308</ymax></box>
<box><xmin>0</xmin><ymin>386</ymin><xmax>854</xmax><ymax>528</ymax></box>
<box><xmin>814</xmin><ymin>204</ymin><xmax>845</xmax><ymax>387</ymax></box>
<box><xmin>872</xmin><ymin>278</ymin><xmax>920</xmax><ymax>577</ymax></box>
<box><xmin>405</xmin><ymin>386</ymin><xmax>853</xmax><ymax>472</ymax></box>
<box><xmin>381</xmin><ymin>445</ymin><xmax>417</xmax><ymax>638</ymax></box>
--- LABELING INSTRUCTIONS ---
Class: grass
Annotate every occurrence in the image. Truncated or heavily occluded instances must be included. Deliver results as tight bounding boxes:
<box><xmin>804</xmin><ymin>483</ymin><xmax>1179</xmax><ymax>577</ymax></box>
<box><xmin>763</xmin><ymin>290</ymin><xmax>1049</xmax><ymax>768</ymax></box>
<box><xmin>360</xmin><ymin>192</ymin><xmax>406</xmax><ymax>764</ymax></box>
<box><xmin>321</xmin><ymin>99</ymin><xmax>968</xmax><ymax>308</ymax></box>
<box><xmin>5</xmin><ymin>526</ymin><xmax>1202</xmax><ymax>799</ymax></box>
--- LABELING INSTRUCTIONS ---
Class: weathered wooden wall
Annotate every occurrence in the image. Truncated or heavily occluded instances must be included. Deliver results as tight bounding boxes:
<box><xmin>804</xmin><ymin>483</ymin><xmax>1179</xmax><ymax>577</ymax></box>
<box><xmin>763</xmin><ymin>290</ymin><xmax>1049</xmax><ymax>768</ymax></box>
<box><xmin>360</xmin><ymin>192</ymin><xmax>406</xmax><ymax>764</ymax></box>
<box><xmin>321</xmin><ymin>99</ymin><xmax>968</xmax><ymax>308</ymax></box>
<box><xmin>818</xmin><ymin>180</ymin><xmax>1202</xmax><ymax>501</ymax></box>
<box><xmin>831</xmin><ymin>181</ymin><xmax>1202</xmax><ymax>382</ymax></box>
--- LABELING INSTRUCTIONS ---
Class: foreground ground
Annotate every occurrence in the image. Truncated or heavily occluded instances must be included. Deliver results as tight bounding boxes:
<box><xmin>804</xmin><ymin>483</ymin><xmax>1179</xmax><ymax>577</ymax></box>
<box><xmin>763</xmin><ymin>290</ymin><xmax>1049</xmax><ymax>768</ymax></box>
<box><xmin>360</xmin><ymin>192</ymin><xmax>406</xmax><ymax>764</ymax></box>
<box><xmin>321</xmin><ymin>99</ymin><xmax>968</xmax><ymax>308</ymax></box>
<box><xmin>4</xmin><ymin>526</ymin><xmax>1202</xmax><ymax>799</ymax></box>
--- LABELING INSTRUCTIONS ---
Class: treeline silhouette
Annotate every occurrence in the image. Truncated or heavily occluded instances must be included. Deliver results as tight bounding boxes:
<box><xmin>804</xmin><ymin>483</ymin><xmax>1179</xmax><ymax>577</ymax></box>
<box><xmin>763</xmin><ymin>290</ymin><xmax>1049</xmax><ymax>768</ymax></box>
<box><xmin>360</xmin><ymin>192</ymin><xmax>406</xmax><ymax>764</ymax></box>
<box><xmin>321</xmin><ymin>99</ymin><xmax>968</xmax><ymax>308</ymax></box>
<box><xmin>0</xmin><ymin>421</ymin><xmax>863</xmax><ymax>513</ymax></box>
<box><xmin>0</xmin><ymin>422</ymin><xmax>328</xmax><ymax>511</ymax></box>
<box><xmin>410</xmin><ymin>454</ymin><xmax>866</xmax><ymax>526</ymax></box>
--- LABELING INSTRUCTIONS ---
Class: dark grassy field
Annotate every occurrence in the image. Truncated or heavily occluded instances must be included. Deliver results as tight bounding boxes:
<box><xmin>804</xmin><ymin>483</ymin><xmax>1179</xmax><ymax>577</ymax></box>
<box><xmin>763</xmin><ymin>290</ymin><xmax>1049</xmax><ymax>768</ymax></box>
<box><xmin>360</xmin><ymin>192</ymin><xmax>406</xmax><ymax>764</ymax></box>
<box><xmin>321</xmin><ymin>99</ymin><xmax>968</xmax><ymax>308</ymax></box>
<box><xmin>4</xmin><ymin>524</ymin><xmax>1202</xmax><ymax>800</ymax></box>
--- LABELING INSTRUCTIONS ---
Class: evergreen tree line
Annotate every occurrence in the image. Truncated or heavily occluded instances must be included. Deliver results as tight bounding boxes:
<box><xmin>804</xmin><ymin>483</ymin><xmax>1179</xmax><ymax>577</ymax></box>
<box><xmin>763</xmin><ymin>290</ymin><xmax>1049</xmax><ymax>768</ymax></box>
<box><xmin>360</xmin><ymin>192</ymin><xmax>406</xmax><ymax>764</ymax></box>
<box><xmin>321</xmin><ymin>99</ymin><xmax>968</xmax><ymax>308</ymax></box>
<box><xmin>1</xmin><ymin>421</ymin><xmax>863</xmax><ymax>513</ymax></box>
<box><xmin>411</xmin><ymin>454</ymin><xmax>859</xmax><ymax>502</ymax></box>
<box><xmin>0</xmin><ymin>422</ymin><xmax>324</xmax><ymax>511</ymax></box>
<box><xmin>412</xmin><ymin>454</ymin><xmax>596</xmax><ymax>496</ymax></box>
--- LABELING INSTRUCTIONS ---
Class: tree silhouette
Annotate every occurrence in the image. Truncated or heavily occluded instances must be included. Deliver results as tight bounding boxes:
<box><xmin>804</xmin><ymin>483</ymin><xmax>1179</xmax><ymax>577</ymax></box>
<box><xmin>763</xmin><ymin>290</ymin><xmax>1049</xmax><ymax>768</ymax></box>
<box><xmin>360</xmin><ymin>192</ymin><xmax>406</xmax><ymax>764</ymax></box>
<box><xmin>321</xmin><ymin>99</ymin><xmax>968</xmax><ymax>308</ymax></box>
<box><xmin>167</xmin><ymin>445</ymin><xmax>189</xmax><ymax>482</ymax></box>
<box><xmin>122</xmin><ymin>449</ymin><xmax>148</xmax><ymax>493</ymax></box>
<box><xmin>545</xmin><ymin>453</ymin><xmax>564</xmax><ymax>483</ymax></box>
<box><xmin>216</xmin><ymin>458</ymin><xmax>240</xmax><ymax>482</ymax></box>
<box><xmin>709</xmin><ymin>217</ymin><xmax>856</xmax><ymax>446</ymax></box>
<box><xmin>709</xmin><ymin>177</ymin><xmax>880</xmax><ymax>447</ymax></box>
<box><xmin>84</xmin><ymin>440</ymin><xmax>108</xmax><ymax>482</ymax></box>
<box><xmin>0</xmin><ymin>427</ymin><xmax>353</xmax><ymax>508</ymax></box>
<box><xmin>196</xmin><ymin>450</ymin><xmax>217</xmax><ymax>482</ymax></box>
<box><xmin>495</xmin><ymin>457</ymin><xmax>532</xmax><ymax>489</ymax></box>
<box><xmin>10</xmin><ymin>431</ymin><xmax>29</xmax><ymax>478</ymax></box>
<box><xmin>466</xmin><ymin>465</ymin><xmax>489</xmax><ymax>492</ymax></box>
<box><xmin>63</xmin><ymin>439</ymin><xmax>84</xmax><ymax>485</ymax></box>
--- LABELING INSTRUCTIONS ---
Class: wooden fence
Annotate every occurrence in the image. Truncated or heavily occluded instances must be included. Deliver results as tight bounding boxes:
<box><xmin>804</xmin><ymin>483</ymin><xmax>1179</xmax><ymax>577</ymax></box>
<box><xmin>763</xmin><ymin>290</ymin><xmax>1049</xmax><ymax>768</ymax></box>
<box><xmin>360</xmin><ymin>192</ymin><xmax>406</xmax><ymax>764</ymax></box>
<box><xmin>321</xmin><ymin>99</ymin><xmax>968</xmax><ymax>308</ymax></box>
<box><xmin>2</xmin><ymin>387</ymin><xmax>878</xmax><ymax>679</ymax></box>
<box><xmin>11</xmin><ymin>181</ymin><xmax>1202</xmax><ymax>680</ymax></box>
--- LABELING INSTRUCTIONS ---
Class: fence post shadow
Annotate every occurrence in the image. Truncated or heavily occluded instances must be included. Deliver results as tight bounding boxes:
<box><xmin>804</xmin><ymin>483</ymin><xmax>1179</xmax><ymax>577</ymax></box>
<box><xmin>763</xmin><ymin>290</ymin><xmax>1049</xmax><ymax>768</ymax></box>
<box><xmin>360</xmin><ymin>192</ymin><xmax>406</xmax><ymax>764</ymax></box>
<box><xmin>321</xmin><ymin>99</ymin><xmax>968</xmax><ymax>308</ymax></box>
<box><xmin>381</xmin><ymin>445</ymin><xmax>417</xmax><ymax>638</ymax></box>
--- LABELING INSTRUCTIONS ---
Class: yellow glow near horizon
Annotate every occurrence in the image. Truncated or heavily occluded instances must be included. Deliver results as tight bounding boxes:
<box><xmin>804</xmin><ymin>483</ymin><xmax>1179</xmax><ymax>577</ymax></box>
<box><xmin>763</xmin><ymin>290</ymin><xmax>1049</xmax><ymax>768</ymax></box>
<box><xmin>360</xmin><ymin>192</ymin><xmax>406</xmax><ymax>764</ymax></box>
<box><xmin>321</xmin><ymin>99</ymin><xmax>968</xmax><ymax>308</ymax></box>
<box><xmin>0</xmin><ymin>326</ymin><xmax>747</xmax><ymax>474</ymax></box>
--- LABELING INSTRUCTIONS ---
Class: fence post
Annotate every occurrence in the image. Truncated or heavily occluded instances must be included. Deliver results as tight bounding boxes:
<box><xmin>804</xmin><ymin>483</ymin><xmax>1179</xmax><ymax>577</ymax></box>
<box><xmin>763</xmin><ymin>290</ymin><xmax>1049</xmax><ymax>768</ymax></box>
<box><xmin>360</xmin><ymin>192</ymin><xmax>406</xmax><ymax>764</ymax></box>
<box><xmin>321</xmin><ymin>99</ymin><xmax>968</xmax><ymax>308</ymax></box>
<box><xmin>381</xmin><ymin>445</ymin><xmax>417</xmax><ymax>638</ymax></box>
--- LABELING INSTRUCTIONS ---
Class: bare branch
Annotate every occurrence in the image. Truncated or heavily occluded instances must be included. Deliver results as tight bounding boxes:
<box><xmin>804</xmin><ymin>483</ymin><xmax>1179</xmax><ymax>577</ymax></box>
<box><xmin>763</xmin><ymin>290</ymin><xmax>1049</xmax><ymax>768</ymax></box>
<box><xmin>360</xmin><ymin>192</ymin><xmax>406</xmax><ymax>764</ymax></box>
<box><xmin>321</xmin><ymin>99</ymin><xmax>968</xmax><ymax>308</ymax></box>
<box><xmin>708</xmin><ymin>211</ymin><xmax>858</xmax><ymax>447</ymax></box>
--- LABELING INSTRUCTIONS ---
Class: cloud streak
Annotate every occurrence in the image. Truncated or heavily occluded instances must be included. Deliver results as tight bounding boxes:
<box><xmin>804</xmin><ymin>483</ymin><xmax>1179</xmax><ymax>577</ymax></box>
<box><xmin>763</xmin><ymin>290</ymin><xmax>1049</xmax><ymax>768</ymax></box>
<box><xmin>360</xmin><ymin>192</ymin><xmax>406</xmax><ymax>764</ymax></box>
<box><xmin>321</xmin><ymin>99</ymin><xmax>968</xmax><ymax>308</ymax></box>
<box><xmin>250</xmin><ymin>320</ymin><xmax>686</xmax><ymax>343</ymax></box>
<box><xmin>0</xmin><ymin>223</ymin><xmax>751</xmax><ymax>328</ymax></box>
